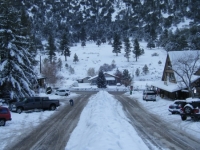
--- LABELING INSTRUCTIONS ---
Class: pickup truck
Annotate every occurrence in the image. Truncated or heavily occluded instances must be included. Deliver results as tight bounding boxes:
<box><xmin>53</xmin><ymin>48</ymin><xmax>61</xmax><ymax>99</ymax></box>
<box><xmin>10</xmin><ymin>97</ymin><xmax>60</xmax><ymax>114</ymax></box>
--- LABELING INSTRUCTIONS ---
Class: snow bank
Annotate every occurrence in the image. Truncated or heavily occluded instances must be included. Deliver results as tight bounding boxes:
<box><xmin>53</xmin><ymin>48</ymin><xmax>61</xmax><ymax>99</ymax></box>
<box><xmin>65</xmin><ymin>91</ymin><xmax>149</xmax><ymax>150</ymax></box>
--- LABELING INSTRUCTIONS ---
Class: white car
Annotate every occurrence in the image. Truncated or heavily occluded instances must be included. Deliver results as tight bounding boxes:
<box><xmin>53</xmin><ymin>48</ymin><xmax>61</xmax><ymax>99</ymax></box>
<box><xmin>55</xmin><ymin>89</ymin><xmax>70</xmax><ymax>96</ymax></box>
<box><xmin>143</xmin><ymin>90</ymin><xmax>156</xmax><ymax>101</ymax></box>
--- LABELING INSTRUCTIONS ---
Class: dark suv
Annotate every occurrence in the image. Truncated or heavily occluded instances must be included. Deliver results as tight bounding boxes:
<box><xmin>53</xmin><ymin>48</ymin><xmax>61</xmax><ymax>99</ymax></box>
<box><xmin>0</xmin><ymin>106</ymin><xmax>12</xmax><ymax>126</ymax></box>
<box><xmin>180</xmin><ymin>99</ymin><xmax>200</xmax><ymax>121</ymax></box>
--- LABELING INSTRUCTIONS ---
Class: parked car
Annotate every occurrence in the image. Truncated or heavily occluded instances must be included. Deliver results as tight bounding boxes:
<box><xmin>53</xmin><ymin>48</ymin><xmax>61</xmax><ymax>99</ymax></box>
<box><xmin>168</xmin><ymin>100</ymin><xmax>186</xmax><ymax>114</ymax></box>
<box><xmin>55</xmin><ymin>89</ymin><xmax>70</xmax><ymax>96</ymax></box>
<box><xmin>10</xmin><ymin>97</ymin><xmax>60</xmax><ymax>114</ymax></box>
<box><xmin>0</xmin><ymin>106</ymin><xmax>12</xmax><ymax>126</ymax></box>
<box><xmin>180</xmin><ymin>98</ymin><xmax>200</xmax><ymax>121</ymax></box>
<box><xmin>143</xmin><ymin>90</ymin><xmax>156</xmax><ymax>101</ymax></box>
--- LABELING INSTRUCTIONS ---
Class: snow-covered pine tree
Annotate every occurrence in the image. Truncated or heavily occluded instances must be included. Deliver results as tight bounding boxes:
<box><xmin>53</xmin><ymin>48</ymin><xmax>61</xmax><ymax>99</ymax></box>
<box><xmin>60</xmin><ymin>33</ymin><xmax>71</xmax><ymax>61</ymax></box>
<box><xmin>0</xmin><ymin>0</ymin><xmax>37</xmax><ymax>99</ymax></box>
<box><xmin>135</xmin><ymin>68</ymin><xmax>140</xmax><ymax>77</ymax></box>
<box><xmin>143</xmin><ymin>64</ymin><xmax>149</xmax><ymax>75</ymax></box>
<box><xmin>132</xmin><ymin>38</ymin><xmax>144</xmax><ymax>61</ymax></box>
<box><xmin>96</xmin><ymin>39</ymin><xmax>101</xmax><ymax>47</ymax></box>
<box><xmin>73</xmin><ymin>53</ymin><xmax>79</xmax><ymax>64</ymax></box>
<box><xmin>46</xmin><ymin>34</ymin><xmax>56</xmax><ymax>63</ymax></box>
<box><xmin>97</xmin><ymin>70</ymin><xmax>107</xmax><ymax>88</ymax></box>
<box><xmin>124</xmin><ymin>37</ymin><xmax>131</xmax><ymax>62</ymax></box>
<box><xmin>114</xmin><ymin>68</ymin><xmax>123</xmax><ymax>83</ymax></box>
<box><xmin>81</xmin><ymin>41</ymin><xmax>86</xmax><ymax>48</ymax></box>
<box><xmin>112</xmin><ymin>33</ymin><xmax>122</xmax><ymax>56</ymax></box>
<box><xmin>80</xmin><ymin>27</ymin><xmax>86</xmax><ymax>47</ymax></box>
<box><xmin>121</xmin><ymin>69</ymin><xmax>132</xmax><ymax>87</ymax></box>
<box><xmin>147</xmin><ymin>38</ymin><xmax>155</xmax><ymax>49</ymax></box>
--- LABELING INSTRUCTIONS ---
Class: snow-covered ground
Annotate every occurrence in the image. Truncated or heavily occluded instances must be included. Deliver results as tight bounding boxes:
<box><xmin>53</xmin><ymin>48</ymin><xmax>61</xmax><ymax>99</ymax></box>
<box><xmin>1</xmin><ymin>42</ymin><xmax>200</xmax><ymax>149</ymax></box>
<box><xmin>42</xmin><ymin>42</ymin><xmax>166</xmax><ymax>88</ymax></box>
<box><xmin>1</xmin><ymin>88</ymin><xmax>200</xmax><ymax>150</ymax></box>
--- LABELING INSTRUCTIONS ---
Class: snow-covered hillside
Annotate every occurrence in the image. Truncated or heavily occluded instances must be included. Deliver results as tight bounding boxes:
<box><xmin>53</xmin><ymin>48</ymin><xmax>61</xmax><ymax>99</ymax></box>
<box><xmin>38</xmin><ymin>41</ymin><xmax>167</xmax><ymax>88</ymax></box>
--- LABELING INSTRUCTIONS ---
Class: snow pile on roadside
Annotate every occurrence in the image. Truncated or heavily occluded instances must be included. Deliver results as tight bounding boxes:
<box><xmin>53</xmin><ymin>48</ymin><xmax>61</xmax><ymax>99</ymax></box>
<box><xmin>65</xmin><ymin>91</ymin><xmax>149</xmax><ymax>150</ymax></box>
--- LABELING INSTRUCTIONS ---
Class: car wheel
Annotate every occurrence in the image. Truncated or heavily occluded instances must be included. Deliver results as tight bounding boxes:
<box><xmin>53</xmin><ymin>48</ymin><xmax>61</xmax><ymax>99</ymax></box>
<box><xmin>17</xmin><ymin>107</ymin><xmax>23</xmax><ymax>114</ymax></box>
<box><xmin>184</xmin><ymin>106</ymin><xmax>192</xmax><ymax>114</ymax></box>
<box><xmin>50</xmin><ymin>105</ymin><xmax>56</xmax><ymax>111</ymax></box>
<box><xmin>0</xmin><ymin>119</ymin><xmax>6</xmax><ymax>126</ymax></box>
<box><xmin>181</xmin><ymin>115</ymin><xmax>187</xmax><ymax>121</ymax></box>
<box><xmin>65</xmin><ymin>93</ymin><xmax>68</xmax><ymax>96</ymax></box>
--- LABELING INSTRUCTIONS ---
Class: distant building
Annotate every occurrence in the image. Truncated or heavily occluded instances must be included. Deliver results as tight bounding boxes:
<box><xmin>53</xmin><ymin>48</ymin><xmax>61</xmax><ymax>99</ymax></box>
<box><xmin>77</xmin><ymin>76</ymin><xmax>91</xmax><ymax>83</ymax></box>
<box><xmin>88</xmin><ymin>72</ymin><xmax>119</xmax><ymax>86</ymax></box>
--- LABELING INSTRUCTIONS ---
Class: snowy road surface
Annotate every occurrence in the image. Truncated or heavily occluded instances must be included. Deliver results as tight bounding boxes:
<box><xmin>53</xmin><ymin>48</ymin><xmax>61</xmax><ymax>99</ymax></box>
<box><xmin>6</xmin><ymin>94</ymin><xmax>91</xmax><ymax>150</ymax></box>
<box><xmin>116</xmin><ymin>95</ymin><xmax>200</xmax><ymax>150</ymax></box>
<box><xmin>3</xmin><ymin>91</ymin><xmax>200</xmax><ymax>150</ymax></box>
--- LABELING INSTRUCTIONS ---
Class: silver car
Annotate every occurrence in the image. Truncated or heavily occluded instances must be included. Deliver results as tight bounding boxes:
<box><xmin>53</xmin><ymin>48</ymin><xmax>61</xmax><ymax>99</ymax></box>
<box><xmin>55</xmin><ymin>89</ymin><xmax>70</xmax><ymax>96</ymax></box>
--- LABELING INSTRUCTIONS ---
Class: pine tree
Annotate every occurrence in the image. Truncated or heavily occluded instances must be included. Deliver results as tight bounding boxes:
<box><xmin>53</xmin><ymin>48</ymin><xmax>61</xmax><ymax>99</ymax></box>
<box><xmin>114</xmin><ymin>68</ymin><xmax>123</xmax><ymax>83</ymax></box>
<box><xmin>73</xmin><ymin>53</ymin><xmax>79</xmax><ymax>64</ymax></box>
<box><xmin>124</xmin><ymin>37</ymin><xmax>131</xmax><ymax>62</ymax></box>
<box><xmin>81</xmin><ymin>40</ymin><xmax>86</xmax><ymax>48</ymax></box>
<box><xmin>132</xmin><ymin>38</ymin><xmax>144</xmax><ymax>61</ymax></box>
<box><xmin>97</xmin><ymin>70</ymin><xmax>107</xmax><ymax>88</ymax></box>
<box><xmin>143</xmin><ymin>64</ymin><xmax>149</xmax><ymax>75</ymax></box>
<box><xmin>47</xmin><ymin>34</ymin><xmax>56</xmax><ymax>63</ymax></box>
<box><xmin>69</xmin><ymin>65</ymin><xmax>75</xmax><ymax>74</ymax></box>
<box><xmin>80</xmin><ymin>27</ymin><xmax>86</xmax><ymax>47</ymax></box>
<box><xmin>112</xmin><ymin>33</ymin><xmax>122</xmax><ymax>56</ymax></box>
<box><xmin>60</xmin><ymin>33</ymin><xmax>71</xmax><ymax>61</ymax></box>
<box><xmin>177</xmin><ymin>35</ymin><xmax>188</xmax><ymax>50</ymax></box>
<box><xmin>147</xmin><ymin>39</ymin><xmax>155</xmax><ymax>49</ymax></box>
<box><xmin>135</xmin><ymin>68</ymin><xmax>140</xmax><ymax>77</ymax></box>
<box><xmin>0</xmin><ymin>0</ymin><xmax>37</xmax><ymax>99</ymax></box>
<box><xmin>96</xmin><ymin>39</ymin><xmax>101</xmax><ymax>47</ymax></box>
<box><xmin>158</xmin><ymin>29</ymin><xmax>168</xmax><ymax>47</ymax></box>
<box><xmin>121</xmin><ymin>69</ymin><xmax>132</xmax><ymax>87</ymax></box>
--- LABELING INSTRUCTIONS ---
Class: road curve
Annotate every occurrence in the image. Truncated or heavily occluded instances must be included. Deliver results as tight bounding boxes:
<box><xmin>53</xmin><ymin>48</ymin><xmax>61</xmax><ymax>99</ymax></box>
<box><xmin>114</xmin><ymin>95</ymin><xmax>200</xmax><ymax>150</ymax></box>
<box><xmin>7</xmin><ymin>94</ymin><xmax>91</xmax><ymax>150</ymax></box>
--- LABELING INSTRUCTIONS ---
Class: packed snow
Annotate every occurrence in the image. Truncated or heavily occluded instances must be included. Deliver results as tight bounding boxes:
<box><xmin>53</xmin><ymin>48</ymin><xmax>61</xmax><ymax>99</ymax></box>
<box><xmin>1</xmin><ymin>42</ymin><xmax>200</xmax><ymax>150</ymax></box>
<box><xmin>65</xmin><ymin>91</ymin><xmax>149</xmax><ymax>150</ymax></box>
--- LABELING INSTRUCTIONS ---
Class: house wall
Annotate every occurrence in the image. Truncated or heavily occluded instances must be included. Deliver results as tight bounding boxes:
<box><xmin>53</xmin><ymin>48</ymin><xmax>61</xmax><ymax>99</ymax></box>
<box><xmin>83</xmin><ymin>78</ymin><xmax>90</xmax><ymax>83</ymax></box>
<box><xmin>160</xmin><ymin>89</ymin><xmax>189</xmax><ymax>100</ymax></box>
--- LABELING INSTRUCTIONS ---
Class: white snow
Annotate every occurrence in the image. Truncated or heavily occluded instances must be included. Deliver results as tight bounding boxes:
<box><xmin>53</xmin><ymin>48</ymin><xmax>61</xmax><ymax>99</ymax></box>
<box><xmin>65</xmin><ymin>91</ymin><xmax>149</xmax><ymax>150</ymax></box>
<box><xmin>1</xmin><ymin>42</ymin><xmax>200</xmax><ymax>150</ymax></box>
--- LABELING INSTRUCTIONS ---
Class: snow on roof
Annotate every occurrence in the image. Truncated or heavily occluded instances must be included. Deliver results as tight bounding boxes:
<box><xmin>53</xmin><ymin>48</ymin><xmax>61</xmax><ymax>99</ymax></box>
<box><xmin>151</xmin><ymin>81</ymin><xmax>181</xmax><ymax>92</ymax></box>
<box><xmin>105</xmin><ymin>77</ymin><xmax>115</xmax><ymax>80</ymax></box>
<box><xmin>152</xmin><ymin>75</ymin><xmax>200</xmax><ymax>93</ymax></box>
<box><xmin>37</xmin><ymin>75</ymin><xmax>46</xmax><ymax>79</ymax></box>
<box><xmin>104</xmin><ymin>72</ymin><xmax>118</xmax><ymax>78</ymax></box>
<box><xmin>88</xmin><ymin>75</ymin><xmax>98</xmax><ymax>81</ymax></box>
<box><xmin>88</xmin><ymin>73</ymin><xmax>117</xmax><ymax>81</ymax></box>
